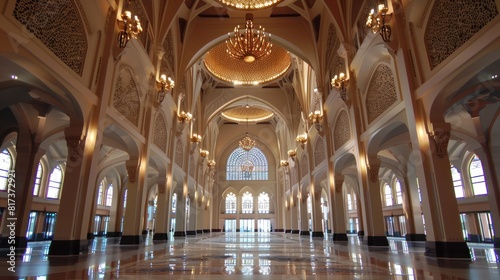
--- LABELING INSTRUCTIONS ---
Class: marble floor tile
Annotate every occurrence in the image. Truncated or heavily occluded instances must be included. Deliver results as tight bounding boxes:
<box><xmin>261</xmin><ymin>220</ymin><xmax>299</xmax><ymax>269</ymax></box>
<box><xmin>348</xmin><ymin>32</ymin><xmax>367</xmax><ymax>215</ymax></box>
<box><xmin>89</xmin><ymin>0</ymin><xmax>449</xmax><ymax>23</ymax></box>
<box><xmin>1</xmin><ymin>232</ymin><xmax>499</xmax><ymax>279</ymax></box>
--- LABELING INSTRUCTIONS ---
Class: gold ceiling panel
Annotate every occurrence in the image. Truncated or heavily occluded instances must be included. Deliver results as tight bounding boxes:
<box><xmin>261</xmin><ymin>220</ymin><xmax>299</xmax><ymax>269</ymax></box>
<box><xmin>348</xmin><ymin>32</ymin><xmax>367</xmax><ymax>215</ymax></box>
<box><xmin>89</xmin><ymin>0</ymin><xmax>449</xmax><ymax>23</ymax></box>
<box><xmin>222</xmin><ymin>106</ymin><xmax>274</xmax><ymax>122</ymax></box>
<box><xmin>204</xmin><ymin>42</ymin><xmax>291</xmax><ymax>86</ymax></box>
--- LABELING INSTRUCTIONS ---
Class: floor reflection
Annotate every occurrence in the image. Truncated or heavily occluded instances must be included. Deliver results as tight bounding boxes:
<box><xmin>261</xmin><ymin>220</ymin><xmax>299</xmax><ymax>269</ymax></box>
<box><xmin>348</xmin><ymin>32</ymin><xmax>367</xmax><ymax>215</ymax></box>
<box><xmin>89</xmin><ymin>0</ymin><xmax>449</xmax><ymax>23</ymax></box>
<box><xmin>3</xmin><ymin>233</ymin><xmax>499</xmax><ymax>279</ymax></box>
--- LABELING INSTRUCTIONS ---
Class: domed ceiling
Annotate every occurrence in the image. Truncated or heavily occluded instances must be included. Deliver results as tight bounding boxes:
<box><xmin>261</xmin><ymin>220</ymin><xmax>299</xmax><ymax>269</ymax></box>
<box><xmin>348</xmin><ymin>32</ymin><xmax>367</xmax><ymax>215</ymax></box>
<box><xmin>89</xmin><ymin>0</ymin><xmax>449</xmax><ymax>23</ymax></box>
<box><xmin>203</xmin><ymin>42</ymin><xmax>292</xmax><ymax>86</ymax></box>
<box><xmin>215</xmin><ymin>0</ymin><xmax>285</xmax><ymax>10</ymax></box>
<box><xmin>221</xmin><ymin>105</ymin><xmax>274</xmax><ymax>122</ymax></box>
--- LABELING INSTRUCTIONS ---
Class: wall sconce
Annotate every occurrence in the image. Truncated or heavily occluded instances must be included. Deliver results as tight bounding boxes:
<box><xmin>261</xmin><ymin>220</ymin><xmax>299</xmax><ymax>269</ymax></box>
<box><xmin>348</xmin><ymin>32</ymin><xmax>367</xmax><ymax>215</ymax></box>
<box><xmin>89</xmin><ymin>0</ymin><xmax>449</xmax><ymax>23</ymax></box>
<box><xmin>308</xmin><ymin>110</ymin><xmax>323</xmax><ymax>131</ymax></box>
<box><xmin>117</xmin><ymin>10</ymin><xmax>143</xmax><ymax>48</ymax></box>
<box><xmin>296</xmin><ymin>133</ymin><xmax>308</xmax><ymax>149</ymax></box>
<box><xmin>288</xmin><ymin>149</ymin><xmax>297</xmax><ymax>161</ymax></box>
<box><xmin>331</xmin><ymin>72</ymin><xmax>349</xmax><ymax>101</ymax></box>
<box><xmin>366</xmin><ymin>4</ymin><xmax>393</xmax><ymax>42</ymax></box>
<box><xmin>207</xmin><ymin>160</ymin><xmax>216</xmax><ymax>168</ymax></box>
<box><xmin>200</xmin><ymin>149</ymin><xmax>209</xmax><ymax>158</ymax></box>
<box><xmin>156</xmin><ymin>74</ymin><xmax>174</xmax><ymax>105</ymax></box>
<box><xmin>280</xmin><ymin>160</ymin><xmax>289</xmax><ymax>167</ymax></box>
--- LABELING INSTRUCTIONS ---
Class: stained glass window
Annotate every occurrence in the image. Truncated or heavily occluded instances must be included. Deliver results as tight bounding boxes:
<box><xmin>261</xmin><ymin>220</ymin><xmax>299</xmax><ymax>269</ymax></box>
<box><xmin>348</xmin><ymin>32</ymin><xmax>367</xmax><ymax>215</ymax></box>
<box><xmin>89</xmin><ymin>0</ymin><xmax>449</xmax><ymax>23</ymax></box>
<box><xmin>0</xmin><ymin>149</ymin><xmax>12</xmax><ymax>191</ymax></box>
<box><xmin>226</xmin><ymin>192</ymin><xmax>237</xmax><ymax>213</ymax></box>
<box><xmin>384</xmin><ymin>183</ymin><xmax>393</xmax><ymax>206</ymax></box>
<box><xmin>242</xmin><ymin>191</ymin><xmax>253</xmax><ymax>213</ymax></box>
<box><xmin>451</xmin><ymin>165</ymin><xmax>464</xmax><ymax>198</ymax></box>
<box><xmin>258</xmin><ymin>192</ymin><xmax>269</xmax><ymax>213</ymax></box>
<box><xmin>469</xmin><ymin>155</ymin><xmax>487</xmax><ymax>195</ymax></box>
<box><xmin>226</xmin><ymin>147</ymin><xmax>268</xmax><ymax>180</ymax></box>
<box><xmin>106</xmin><ymin>185</ymin><xmax>113</xmax><ymax>206</ymax></box>
<box><xmin>33</xmin><ymin>162</ymin><xmax>43</xmax><ymax>196</ymax></box>
<box><xmin>47</xmin><ymin>165</ymin><xmax>63</xmax><ymax>199</ymax></box>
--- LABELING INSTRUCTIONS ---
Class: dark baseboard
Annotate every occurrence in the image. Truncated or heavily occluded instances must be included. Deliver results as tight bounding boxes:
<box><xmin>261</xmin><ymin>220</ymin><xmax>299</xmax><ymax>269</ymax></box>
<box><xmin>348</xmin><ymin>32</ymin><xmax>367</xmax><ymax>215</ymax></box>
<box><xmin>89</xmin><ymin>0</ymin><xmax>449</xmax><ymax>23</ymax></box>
<box><xmin>425</xmin><ymin>241</ymin><xmax>470</xmax><ymax>258</ymax></box>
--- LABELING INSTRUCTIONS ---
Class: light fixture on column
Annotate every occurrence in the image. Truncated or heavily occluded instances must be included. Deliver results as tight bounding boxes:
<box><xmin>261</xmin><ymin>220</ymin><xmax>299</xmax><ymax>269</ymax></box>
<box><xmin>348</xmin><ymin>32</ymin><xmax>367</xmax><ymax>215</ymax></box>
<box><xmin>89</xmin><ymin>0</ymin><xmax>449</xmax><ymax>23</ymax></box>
<box><xmin>207</xmin><ymin>159</ymin><xmax>216</xmax><ymax>168</ymax></box>
<box><xmin>288</xmin><ymin>149</ymin><xmax>297</xmax><ymax>161</ymax></box>
<box><xmin>280</xmin><ymin>160</ymin><xmax>289</xmax><ymax>167</ymax></box>
<box><xmin>117</xmin><ymin>10</ymin><xmax>143</xmax><ymax>48</ymax></box>
<box><xmin>156</xmin><ymin>74</ymin><xmax>175</xmax><ymax>105</ymax></box>
<box><xmin>331</xmin><ymin>72</ymin><xmax>349</xmax><ymax>101</ymax></box>
<box><xmin>296</xmin><ymin>133</ymin><xmax>308</xmax><ymax>149</ymax></box>
<box><xmin>226</xmin><ymin>13</ymin><xmax>272</xmax><ymax>63</ymax></box>
<box><xmin>200</xmin><ymin>149</ymin><xmax>209</xmax><ymax>158</ymax></box>
<box><xmin>366</xmin><ymin>3</ymin><xmax>393</xmax><ymax>42</ymax></box>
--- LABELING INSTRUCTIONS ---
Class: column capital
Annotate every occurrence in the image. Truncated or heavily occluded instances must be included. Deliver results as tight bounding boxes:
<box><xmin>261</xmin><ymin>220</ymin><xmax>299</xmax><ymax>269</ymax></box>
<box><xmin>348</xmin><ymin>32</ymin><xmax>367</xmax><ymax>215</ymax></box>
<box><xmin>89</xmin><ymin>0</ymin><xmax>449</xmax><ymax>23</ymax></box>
<box><xmin>125</xmin><ymin>161</ymin><xmax>139</xmax><ymax>183</ymax></box>
<box><xmin>334</xmin><ymin>174</ymin><xmax>345</xmax><ymax>193</ymax></box>
<box><xmin>65</xmin><ymin>135</ymin><xmax>85</xmax><ymax>162</ymax></box>
<box><xmin>429</xmin><ymin>122</ymin><xmax>451</xmax><ymax>158</ymax></box>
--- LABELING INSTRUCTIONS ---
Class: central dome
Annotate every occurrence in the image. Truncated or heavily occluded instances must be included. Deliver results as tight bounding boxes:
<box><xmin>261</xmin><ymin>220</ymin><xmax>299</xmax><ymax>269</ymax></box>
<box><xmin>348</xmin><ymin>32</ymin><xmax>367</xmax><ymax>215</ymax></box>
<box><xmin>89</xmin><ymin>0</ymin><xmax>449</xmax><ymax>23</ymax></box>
<box><xmin>203</xmin><ymin>42</ymin><xmax>291</xmax><ymax>86</ymax></box>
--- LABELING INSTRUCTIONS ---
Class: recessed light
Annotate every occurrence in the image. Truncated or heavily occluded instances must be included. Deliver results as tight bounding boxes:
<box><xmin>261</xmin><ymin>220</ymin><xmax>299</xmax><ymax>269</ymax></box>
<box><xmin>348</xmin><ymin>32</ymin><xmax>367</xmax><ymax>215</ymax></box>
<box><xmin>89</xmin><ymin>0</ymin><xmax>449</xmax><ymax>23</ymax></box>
<box><xmin>11</xmin><ymin>75</ymin><xmax>18</xmax><ymax>79</ymax></box>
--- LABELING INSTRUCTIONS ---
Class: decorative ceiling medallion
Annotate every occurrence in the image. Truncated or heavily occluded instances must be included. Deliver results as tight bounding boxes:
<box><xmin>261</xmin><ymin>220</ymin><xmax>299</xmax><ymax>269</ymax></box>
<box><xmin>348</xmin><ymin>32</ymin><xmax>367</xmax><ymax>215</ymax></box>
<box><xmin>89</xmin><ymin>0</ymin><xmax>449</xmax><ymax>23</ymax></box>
<box><xmin>222</xmin><ymin>106</ymin><xmax>274</xmax><ymax>122</ymax></box>
<box><xmin>204</xmin><ymin>42</ymin><xmax>291</xmax><ymax>86</ymax></box>
<box><xmin>215</xmin><ymin>0</ymin><xmax>284</xmax><ymax>10</ymax></box>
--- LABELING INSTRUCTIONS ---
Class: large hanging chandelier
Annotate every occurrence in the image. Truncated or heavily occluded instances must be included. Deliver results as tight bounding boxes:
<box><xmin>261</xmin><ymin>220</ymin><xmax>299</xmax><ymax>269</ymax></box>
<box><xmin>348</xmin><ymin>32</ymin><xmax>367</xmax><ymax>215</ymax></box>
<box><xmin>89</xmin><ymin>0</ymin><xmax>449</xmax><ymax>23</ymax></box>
<box><xmin>239</xmin><ymin>133</ymin><xmax>256</xmax><ymax>151</ymax></box>
<box><xmin>216</xmin><ymin>0</ymin><xmax>284</xmax><ymax>10</ymax></box>
<box><xmin>226</xmin><ymin>13</ymin><xmax>272</xmax><ymax>63</ymax></box>
<box><xmin>239</xmin><ymin>117</ymin><xmax>255</xmax><ymax>151</ymax></box>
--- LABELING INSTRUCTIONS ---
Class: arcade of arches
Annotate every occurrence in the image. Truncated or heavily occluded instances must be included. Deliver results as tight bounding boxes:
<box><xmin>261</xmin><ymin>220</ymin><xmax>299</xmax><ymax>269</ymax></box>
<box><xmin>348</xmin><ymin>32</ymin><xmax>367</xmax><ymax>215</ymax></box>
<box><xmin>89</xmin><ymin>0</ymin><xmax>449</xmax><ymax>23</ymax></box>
<box><xmin>0</xmin><ymin>0</ymin><xmax>500</xmax><ymax>278</ymax></box>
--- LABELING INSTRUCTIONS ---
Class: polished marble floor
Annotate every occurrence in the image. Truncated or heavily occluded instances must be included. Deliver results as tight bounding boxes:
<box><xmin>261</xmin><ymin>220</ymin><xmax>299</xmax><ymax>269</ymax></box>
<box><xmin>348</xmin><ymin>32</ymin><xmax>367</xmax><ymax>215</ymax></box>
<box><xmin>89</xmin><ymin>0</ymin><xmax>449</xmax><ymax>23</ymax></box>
<box><xmin>1</xmin><ymin>232</ymin><xmax>499</xmax><ymax>279</ymax></box>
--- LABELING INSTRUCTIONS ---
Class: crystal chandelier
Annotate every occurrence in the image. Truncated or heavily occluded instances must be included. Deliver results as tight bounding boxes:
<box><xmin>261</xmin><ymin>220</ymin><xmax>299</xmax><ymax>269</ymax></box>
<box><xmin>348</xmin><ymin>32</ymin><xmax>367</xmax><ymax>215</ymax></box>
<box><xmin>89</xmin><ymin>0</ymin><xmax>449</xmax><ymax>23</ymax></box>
<box><xmin>239</xmin><ymin>117</ymin><xmax>255</xmax><ymax>151</ymax></box>
<box><xmin>216</xmin><ymin>0</ymin><xmax>284</xmax><ymax>10</ymax></box>
<box><xmin>239</xmin><ymin>133</ymin><xmax>256</xmax><ymax>151</ymax></box>
<box><xmin>226</xmin><ymin>13</ymin><xmax>272</xmax><ymax>63</ymax></box>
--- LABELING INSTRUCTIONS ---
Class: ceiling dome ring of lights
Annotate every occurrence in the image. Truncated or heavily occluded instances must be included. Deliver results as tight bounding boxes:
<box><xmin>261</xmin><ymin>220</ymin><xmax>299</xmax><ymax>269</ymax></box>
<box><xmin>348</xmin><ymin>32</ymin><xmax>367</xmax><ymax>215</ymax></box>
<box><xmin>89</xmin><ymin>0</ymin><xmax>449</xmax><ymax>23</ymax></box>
<box><xmin>204</xmin><ymin>42</ymin><xmax>292</xmax><ymax>86</ymax></box>
<box><xmin>215</xmin><ymin>0</ymin><xmax>284</xmax><ymax>10</ymax></box>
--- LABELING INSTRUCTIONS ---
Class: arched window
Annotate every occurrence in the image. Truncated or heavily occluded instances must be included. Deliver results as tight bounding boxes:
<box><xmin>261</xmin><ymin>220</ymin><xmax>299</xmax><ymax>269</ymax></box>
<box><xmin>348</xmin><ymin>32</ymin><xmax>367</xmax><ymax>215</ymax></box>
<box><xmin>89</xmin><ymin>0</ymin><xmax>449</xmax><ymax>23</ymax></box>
<box><xmin>47</xmin><ymin>165</ymin><xmax>63</xmax><ymax>199</ymax></box>
<box><xmin>225</xmin><ymin>192</ymin><xmax>236</xmax><ymax>214</ymax></box>
<box><xmin>97</xmin><ymin>181</ymin><xmax>104</xmax><ymax>205</ymax></box>
<box><xmin>33</xmin><ymin>162</ymin><xmax>43</xmax><ymax>196</ymax></box>
<box><xmin>242</xmin><ymin>192</ymin><xmax>253</xmax><ymax>213</ymax></box>
<box><xmin>451</xmin><ymin>165</ymin><xmax>464</xmax><ymax>198</ymax></box>
<box><xmin>384</xmin><ymin>183</ymin><xmax>393</xmax><ymax>206</ymax></box>
<box><xmin>226</xmin><ymin>147</ymin><xmax>268</xmax><ymax>180</ymax></box>
<box><xmin>0</xmin><ymin>149</ymin><xmax>13</xmax><ymax>191</ymax></box>
<box><xmin>258</xmin><ymin>192</ymin><xmax>270</xmax><ymax>213</ymax></box>
<box><xmin>347</xmin><ymin>193</ymin><xmax>353</xmax><ymax>210</ymax></box>
<box><xmin>395</xmin><ymin>180</ymin><xmax>403</xmax><ymax>205</ymax></box>
<box><xmin>123</xmin><ymin>189</ymin><xmax>128</xmax><ymax>209</ymax></box>
<box><xmin>106</xmin><ymin>185</ymin><xmax>113</xmax><ymax>206</ymax></box>
<box><xmin>172</xmin><ymin>193</ymin><xmax>177</xmax><ymax>213</ymax></box>
<box><xmin>469</xmin><ymin>155</ymin><xmax>487</xmax><ymax>195</ymax></box>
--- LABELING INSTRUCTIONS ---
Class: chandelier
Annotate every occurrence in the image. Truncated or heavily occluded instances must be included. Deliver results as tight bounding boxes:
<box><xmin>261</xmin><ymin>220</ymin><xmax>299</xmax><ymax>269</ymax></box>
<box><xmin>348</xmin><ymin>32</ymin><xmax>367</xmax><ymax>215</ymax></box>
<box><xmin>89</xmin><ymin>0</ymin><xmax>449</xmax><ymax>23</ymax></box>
<box><xmin>239</xmin><ymin>133</ymin><xmax>256</xmax><ymax>151</ymax></box>
<box><xmin>117</xmin><ymin>10</ymin><xmax>143</xmax><ymax>48</ymax></box>
<box><xmin>226</xmin><ymin>13</ymin><xmax>272</xmax><ymax>63</ymax></box>
<box><xmin>216</xmin><ymin>0</ymin><xmax>284</xmax><ymax>10</ymax></box>
<box><xmin>366</xmin><ymin>4</ymin><xmax>392</xmax><ymax>42</ymax></box>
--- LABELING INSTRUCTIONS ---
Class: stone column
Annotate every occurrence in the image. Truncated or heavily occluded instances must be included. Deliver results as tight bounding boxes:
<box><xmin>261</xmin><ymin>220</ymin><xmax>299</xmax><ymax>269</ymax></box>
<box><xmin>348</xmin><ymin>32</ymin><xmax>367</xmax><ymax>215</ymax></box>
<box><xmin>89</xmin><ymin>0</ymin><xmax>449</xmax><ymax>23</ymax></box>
<box><xmin>332</xmin><ymin>174</ymin><xmax>348</xmax><ymax>241</ymax></box>
<box><xmin>49</xmin><ymin>131</ymin><xmax>96</xmax><ymax>255</ymax></box>
<box><xmin>290</xmin><ymin>192</ymin><xmax>299</xmax><ymax>234</ymax></box>
<box><xmin>419</xmin><ymin>122</ymin><xmax>469</xmax><ymax>257</ymax></box>
<box><xmin>173</xmin><ymin>186</ymin><xmax>186</xmax><ymax>237</ymax></box>
<box><xmin>364</xmin><ymin>158</ymin><xmax>389</xmax><ymax>246</ymax></box>
<box><xmin>298</xmin><ymin>189</ymin><xmax>310</xmax><ymax>236</ymax></box>
<box><xmin>310</xmin><ymin>183</ymin><xmax>324</xmax><ymax>237</ymax></box>
<box><xmin>0</xmin><ymin>136</ymin><xmax>41</xmax><ymax>249</ymax></box>
<box><xmin>186</xmin><ymin>193</ymin><xmax>196</xmax><ymax>235</ymax></box>
<box><xmin>402</xmin><ymin>173</ymin><xmax>426</xmax><ymax>242</ymax></box>
<box><xmin>120</xmin><ymin>160</ymin><xmax>144</xmax><ymax>244</ymax></box>
<box><xmin>153</xmin><ymin>178</ymin><xmax>170</xmax><ymax>241</ymax></box>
